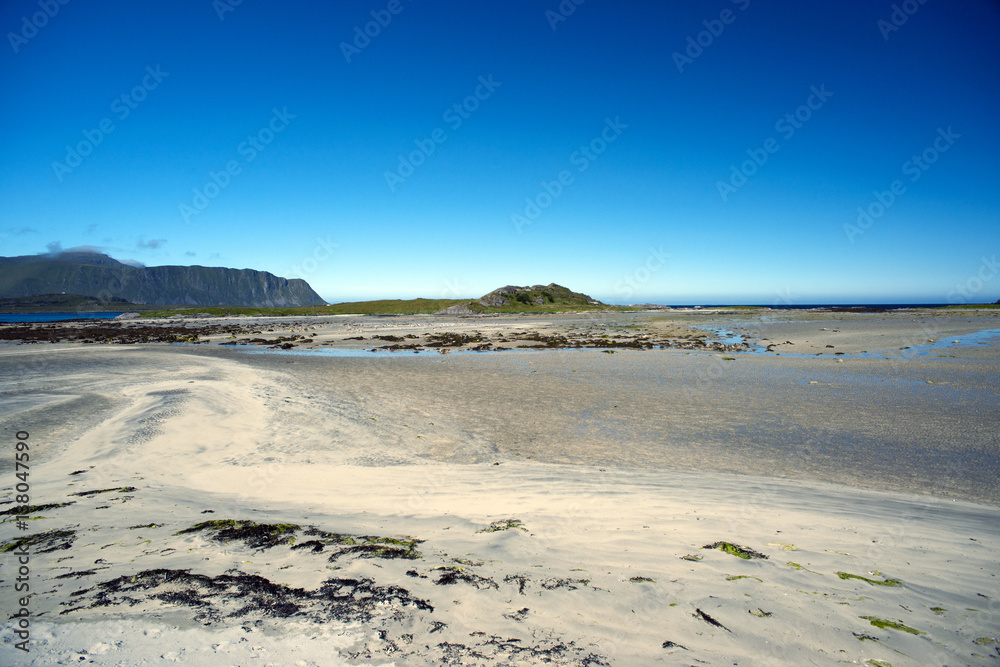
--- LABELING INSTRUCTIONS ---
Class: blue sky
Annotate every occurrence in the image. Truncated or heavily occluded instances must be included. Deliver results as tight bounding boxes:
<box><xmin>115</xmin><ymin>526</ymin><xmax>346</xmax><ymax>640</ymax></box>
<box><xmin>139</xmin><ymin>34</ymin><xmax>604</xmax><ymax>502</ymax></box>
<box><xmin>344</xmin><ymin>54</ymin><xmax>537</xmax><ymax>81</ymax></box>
<box><xmin>1</xmin><ymin>0</ymin><xmax>998</xmax><ymax>305</ymax></box>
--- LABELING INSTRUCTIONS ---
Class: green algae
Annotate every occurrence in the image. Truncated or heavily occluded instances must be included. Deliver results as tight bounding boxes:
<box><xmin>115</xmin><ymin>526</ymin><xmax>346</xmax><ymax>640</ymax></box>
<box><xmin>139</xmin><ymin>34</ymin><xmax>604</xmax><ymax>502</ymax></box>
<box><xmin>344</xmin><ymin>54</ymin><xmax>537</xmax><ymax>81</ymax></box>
<box><xmin>786</xmin><ymin>562</ymin><xmax>823</xmax><ymax>575</ymax></box>
<box><xmin>837</xmin><ymin>571</ymin><xmax>902</xmax><ymax>586</ymax></box>
<box><xmin>860</xmin><ymin>616</ymin><xmax>923</xmax><ymax>635</ymax></box>
<box><xmin>478</xmin><ymin>518</ymin><xmax>527</xmax><ymax>533</ymax></box>
<box><xmin>702</xmin><ymin>541</ymin><xmax>768</xmax><ymax>560</ymax></box>
<box><xmin>726</xmin><ymin>575</ymin><xmax>762</xmax><ymax>582</ymax></box>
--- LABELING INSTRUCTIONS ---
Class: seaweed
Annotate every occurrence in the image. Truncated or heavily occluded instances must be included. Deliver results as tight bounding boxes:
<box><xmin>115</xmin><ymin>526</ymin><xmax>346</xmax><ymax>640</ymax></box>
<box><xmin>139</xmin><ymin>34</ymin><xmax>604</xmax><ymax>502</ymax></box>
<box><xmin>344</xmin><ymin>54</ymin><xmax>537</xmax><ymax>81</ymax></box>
<box><xmin>504</xmin><ymin>574</ymin><xmax>529</xmax><ymax>595</ymax></box>
<box><xmin>174</xmin><ymin>520</ymin><xmax>300</xmax><ymax>550</ymax></box>
<box><xmin>694</xmin><ymin>608</ymin><xmax>731</xmax><ymax>632</ymax></box>
<box><xmin>1</xmin><ymin>529</ymin><xmax>76</xmax><ymax>553</ymax></box>
<box><xmin>726</xmin><ymin>575</ymin><xmax>762</xmax><ymax>582</ymax></box>
<box><xmin>837</xmin><ymin>572</ymin><xmax>902</xmax><ymax>587</ymax></box>
<box><xmin>73</xmin><ymin>568</ymin><xmax>433</xmax><ymax>625</ymax></box>
<box><xmin>629</xmin><ymin>576</ymin><xmax>656</xmax><ymax>583</ymax></box>
<box><xmin>748</xmin><ymin>608</ymin><xmax>772</xmax><ymax>617</ymax></box>
<box><xmin>662</xmin><ymin>640</ymin><xmax>688</xmax><ymax>650</ymax></box>
<box><xmin>786</xmin><ymin>562</ymin><xmax>823</xmax><ymax>575</ymax></box>
<box><xmin>503</xmin><ymin>607</ymin><xmax>530</xmax><ymax>622</ymax></box>
<box><xmin>477</xmin><ymin>518</ymin><xmax>527</xmax><ymax>533</ymax></box>
<box><xmin>0</xmin><ymin>502</ymin><xmax>74</xmax><ymax>516</ymax></box>
<box><xmin>541</xmin><ymin>578</ymin><xmax>589</xmax><ymax>590</ymax></box>
<box><xmin>70</xmin><ymin>487</ymin><xmax>138</xmax><ymax>497</ymax></box>
<box><xmin>702</xmin><ymin>541</ymin><xmax>768</xmax><ymax>560</ymax></box>
<box><xmin>54</xmin><ymin>570</ymin><xmax>99</xmax><ymax>579</ymax></box>
<box><xmin>859</xmin><ymin>616</ymin><xmax>923</xmax><ymax>635</ymax></box>
<box><xmin>433</xmin><ymin>566</ymin><xmax>498</xmax><ymax>590</ymax></box>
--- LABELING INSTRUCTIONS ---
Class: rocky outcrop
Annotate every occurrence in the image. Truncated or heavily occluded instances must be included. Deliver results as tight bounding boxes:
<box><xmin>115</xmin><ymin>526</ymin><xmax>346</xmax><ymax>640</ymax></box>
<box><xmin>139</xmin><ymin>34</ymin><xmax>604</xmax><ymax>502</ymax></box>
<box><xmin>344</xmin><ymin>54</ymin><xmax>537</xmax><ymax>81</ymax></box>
<box><xmin>0</xmin><ymin>252</ymin><xmax>326</xmax><ymax>307</ymax></box>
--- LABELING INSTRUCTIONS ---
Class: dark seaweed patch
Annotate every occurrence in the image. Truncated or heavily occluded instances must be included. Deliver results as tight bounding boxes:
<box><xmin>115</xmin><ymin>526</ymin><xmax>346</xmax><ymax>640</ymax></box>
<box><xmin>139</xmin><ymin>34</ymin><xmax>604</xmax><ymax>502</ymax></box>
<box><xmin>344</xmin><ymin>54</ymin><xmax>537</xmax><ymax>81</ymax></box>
<box><xmin>72</xmin><ymin>568</ymin><xmax>432</xmax><ymax>625</ymax></box>
<box><xmin>54</xmin><ymin>570</ymin><xmax>98</xmax><ymax>579</ymax></box>
<box><xmin>541</xmin><ymin>578</ymin><xmax>589</xmax><ymax>590</ymax></box>
<box><xmin>70</xmin><ymin>487</ymin><xmax>138</xmax><ymax>497</ymax></box>
<box><xmin>1</xmin><ymin>529</ymin><xmax>76</xmax><ymax>553</ymax></box>
<box><xmin>504</xmin><ymin>607</ymin><xmax>530</xmax><ymax>622</ymax></box>
<box><xmin>0</xmin><ymin>502</ymin><xmax>74</xmax><ymax>516</ymax></box>
<box><xmin>175</xmin><ymin>520</ymin><xmax>299</xmax><ymax>550</ymax></box>
<box><xmin>694</xmin><ymin>608</ymin><xmax>731</xmax><ymax>632</ymax></box>
<box><xmin>434</xmin><ymin>566</ymin><xmax>499</xmax><ymax>590</ymax></box>
<box><xmin>504</xmin><ymin>574</ymin><xmax>529</xmax><ymax>595</ymax></box>
<box><xmin>702</xmin><ymin>541</ymin><xmax>768</xmax><ymax>560</ymax></box>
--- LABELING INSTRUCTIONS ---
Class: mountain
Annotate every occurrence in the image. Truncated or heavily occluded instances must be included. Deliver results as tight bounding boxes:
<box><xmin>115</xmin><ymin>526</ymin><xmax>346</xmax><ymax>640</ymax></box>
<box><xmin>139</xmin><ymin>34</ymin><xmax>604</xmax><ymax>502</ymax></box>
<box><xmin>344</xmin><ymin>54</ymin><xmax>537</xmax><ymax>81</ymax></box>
<box><xmin>438</xmin><ymin>283</ymin><xmax>605</xmax><ymax>314</ymax></box>
<box><xmin>0</xmin><ymin>252</ymin><xmax>326</xmax><ymax>307</ymax></box>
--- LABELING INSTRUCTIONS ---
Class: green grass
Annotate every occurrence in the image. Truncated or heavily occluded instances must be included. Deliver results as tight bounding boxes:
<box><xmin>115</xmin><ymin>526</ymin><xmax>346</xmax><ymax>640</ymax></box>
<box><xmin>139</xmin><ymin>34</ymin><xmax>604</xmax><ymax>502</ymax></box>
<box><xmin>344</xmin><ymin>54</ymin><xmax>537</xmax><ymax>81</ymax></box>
<box><xmin>140</xmin><ymin>298</ymin><xmax>470</xmax><ymax>317</ymax></box>
<box><xmin>937</xmin><ymin>304</ymin><xmax>1000</xmax><ymax>309</ymax></box>
<box><xmin>464</xmin><ymin>301</ymin><xmax>637</xmax><ymax>314</ymax></box>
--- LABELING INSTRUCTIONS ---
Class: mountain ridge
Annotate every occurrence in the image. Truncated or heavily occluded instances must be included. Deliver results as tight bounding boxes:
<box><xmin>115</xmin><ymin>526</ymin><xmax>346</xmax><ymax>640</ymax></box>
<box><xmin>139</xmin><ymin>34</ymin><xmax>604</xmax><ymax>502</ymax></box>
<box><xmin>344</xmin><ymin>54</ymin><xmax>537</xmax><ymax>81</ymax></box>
<box><xmin>0</xmin><ymin>252</ymin><xmax>326</xmax><ymax>307</ymax></box>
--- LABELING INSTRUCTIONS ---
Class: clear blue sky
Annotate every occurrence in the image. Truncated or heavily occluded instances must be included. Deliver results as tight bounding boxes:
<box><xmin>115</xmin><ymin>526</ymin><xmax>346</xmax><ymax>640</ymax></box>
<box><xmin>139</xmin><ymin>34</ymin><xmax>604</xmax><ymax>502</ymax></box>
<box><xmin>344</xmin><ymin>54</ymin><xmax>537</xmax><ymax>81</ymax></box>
<box><xmin>2</xmin><ymin>0</ymin><xmax>998</xmax><ymax>304</ymax></box>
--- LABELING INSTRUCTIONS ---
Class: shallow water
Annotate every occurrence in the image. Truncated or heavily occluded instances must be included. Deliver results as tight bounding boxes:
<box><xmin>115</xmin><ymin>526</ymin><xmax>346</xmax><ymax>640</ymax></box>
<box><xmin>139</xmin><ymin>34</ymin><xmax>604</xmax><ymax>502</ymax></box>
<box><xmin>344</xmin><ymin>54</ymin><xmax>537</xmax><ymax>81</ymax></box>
<box><xmin>0</xmin><ymin>311</ymin><xmax>125</xmax><ymax>322</ymax></box>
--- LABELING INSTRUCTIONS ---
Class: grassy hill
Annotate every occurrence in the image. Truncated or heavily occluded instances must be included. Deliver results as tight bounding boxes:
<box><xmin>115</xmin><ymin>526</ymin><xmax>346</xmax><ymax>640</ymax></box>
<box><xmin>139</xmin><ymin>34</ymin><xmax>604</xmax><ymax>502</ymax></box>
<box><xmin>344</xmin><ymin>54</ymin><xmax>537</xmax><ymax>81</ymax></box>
<box><xmin>442</xmin><ymin>283</ymin><xmax>624</xmax><ymax>314</ymax></box>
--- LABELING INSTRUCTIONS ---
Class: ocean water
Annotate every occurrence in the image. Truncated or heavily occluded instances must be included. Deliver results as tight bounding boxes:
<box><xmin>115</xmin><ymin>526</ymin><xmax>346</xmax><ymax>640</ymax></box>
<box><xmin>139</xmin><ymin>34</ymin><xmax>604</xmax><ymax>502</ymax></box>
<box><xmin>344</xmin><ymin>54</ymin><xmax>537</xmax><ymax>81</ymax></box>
<box><xmin>0</xmin><ymin>312</ymin><xmax>125</xmax><ymax>323</ymax></box>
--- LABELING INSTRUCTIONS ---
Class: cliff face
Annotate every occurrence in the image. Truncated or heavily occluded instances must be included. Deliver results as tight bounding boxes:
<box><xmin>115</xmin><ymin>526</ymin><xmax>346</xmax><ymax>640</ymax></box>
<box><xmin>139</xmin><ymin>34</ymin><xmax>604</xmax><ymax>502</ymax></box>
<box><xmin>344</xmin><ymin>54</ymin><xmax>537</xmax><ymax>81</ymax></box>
<box><xmin>0</xmin><ymin>252</ymin><xmax>326</xmax><ymax>307</ymax></box>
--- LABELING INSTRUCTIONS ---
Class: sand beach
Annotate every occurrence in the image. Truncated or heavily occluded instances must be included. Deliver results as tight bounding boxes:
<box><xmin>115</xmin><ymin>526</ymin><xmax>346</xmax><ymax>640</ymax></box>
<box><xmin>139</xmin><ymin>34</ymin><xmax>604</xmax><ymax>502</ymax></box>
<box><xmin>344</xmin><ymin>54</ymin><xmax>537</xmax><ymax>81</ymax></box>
<box><xmin>1</xmin><ymin>309</ymin><xmax>998</xmax><ymax>665</ymax></box>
